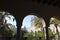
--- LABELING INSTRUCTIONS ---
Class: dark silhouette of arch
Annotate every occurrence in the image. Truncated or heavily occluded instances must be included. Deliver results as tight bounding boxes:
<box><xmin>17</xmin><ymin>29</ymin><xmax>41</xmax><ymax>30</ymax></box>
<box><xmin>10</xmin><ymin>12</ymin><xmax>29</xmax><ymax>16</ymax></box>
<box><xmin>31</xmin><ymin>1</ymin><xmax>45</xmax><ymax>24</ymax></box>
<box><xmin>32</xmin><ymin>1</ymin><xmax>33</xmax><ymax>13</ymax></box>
<box><xmin>0</xmin><ymin>0</ymin><xmax>60</xmax><ymax>40</ymax></box>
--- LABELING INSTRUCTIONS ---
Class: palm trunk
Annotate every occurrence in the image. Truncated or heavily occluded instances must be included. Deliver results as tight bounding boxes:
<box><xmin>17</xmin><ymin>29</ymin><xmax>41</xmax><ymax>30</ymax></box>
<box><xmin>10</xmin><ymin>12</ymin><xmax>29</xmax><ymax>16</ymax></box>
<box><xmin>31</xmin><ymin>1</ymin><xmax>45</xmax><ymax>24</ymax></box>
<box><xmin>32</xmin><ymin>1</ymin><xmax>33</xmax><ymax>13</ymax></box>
<box><xmin>55</xmin><ymin>24</ymin><xmax>59</xmax><ymax>40</ymax></box>
<box><xmin>43</xmin><ymin>27</ymin><xmax>45</xmax><ymax>40</ymax></box>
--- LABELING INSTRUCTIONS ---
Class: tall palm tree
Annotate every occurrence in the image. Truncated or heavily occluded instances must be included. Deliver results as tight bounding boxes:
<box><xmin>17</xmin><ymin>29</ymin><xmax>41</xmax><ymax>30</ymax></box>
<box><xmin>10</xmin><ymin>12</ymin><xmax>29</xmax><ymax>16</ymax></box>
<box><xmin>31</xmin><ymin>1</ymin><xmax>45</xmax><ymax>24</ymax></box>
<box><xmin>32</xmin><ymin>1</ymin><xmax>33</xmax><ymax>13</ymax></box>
<box><xmin>0</xmin><ymin>12</ymin><xmax>11</xmax><ymax>40</ymax></box>
<box><xmin>31</xmin><ymin>16</ymin><xmax>45</xmax><ymax>40</ymax></box>
<box><xmin>0</xmin><ymin>11</ymin><xmax>15</xmax><ymax>40</ymax></box>
<box><xmin>3</xmin><ymin>12</ymin><xmax>14</xmax><ymax>36</ymax></box>
<box><xmin>50</xmin><ymin>17</ymin><xmax>60</xmax><ymax>40</ymax></box>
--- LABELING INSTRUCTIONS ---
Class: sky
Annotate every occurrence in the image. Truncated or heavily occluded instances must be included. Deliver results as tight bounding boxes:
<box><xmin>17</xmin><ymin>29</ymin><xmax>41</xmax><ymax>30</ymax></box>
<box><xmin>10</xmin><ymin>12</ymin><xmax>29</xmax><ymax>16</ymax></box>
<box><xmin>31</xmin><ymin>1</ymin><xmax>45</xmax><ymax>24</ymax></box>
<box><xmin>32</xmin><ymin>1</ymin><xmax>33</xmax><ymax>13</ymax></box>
<box><xmin>22</xmin><ymin>15</ymin><xmax>35</xmax><ymax>28</ymax></box>
<box><xmin>4</xmin><ymin>15</ymin><xmax>17</xmax><ymax>35</ymax></box>
<box><xmin>4</xmin><ymin>15</ymin><xmax>17</xmax><ymax>28</ymax></box>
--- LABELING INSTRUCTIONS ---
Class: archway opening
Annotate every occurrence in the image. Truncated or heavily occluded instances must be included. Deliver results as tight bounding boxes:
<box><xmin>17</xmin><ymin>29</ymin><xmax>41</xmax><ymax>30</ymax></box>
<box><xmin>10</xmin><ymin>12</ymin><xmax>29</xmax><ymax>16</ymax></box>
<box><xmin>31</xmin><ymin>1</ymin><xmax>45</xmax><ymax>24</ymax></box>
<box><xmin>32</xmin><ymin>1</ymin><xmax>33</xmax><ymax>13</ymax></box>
<box><xmin>21</xmin><ymin>15</ymin><xmax>46</xmax><ymax>40</ymax></box>
<box><xmin>48</xmin><ymin>17</ymin><xmax>60</xmax><ymax>40</ymax></box>
<box><xmin>0</xmin><ymin>11</ymin><xmax>17</xmax><ymax>40</ymax></box>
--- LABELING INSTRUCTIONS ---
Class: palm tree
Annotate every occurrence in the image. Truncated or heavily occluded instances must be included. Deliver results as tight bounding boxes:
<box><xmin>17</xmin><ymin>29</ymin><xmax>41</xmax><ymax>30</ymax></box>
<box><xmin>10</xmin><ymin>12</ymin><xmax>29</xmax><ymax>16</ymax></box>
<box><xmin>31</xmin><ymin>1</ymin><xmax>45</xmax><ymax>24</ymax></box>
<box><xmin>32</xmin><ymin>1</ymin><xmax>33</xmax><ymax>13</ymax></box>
<box><xmin>31</xmin><ymin>16</ymin><xmax>45</xmax><ymax>40</ymax></box>
<box><xmin>3</xmin><ymin>12</ymin><xmax>14</xmax><ymax>36</ymax></box>
<box><xmin>0</xmin><ymin>11</ymin><xmax>15</xmax><ymax>40</ymax></box>
<box><xmin>50</xmin><ymin>17</ymin><xmax>60</xmax><ymax>40</ymax></box>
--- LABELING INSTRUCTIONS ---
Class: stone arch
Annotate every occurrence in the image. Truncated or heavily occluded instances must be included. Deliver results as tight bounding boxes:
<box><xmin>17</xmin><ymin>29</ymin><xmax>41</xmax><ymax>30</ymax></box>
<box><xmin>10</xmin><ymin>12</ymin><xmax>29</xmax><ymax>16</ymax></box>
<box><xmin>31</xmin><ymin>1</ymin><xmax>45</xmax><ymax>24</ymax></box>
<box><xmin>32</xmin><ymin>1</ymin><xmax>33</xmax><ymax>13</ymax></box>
<box><xmin>0</xmin><ymin>11</ymin><xmax>17</xmax><ymax>40</ymax></box>
<box><xmin>21</xmin><ymin>13</ymin><xmax>46</xmax><ymax>40</ymax></box>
